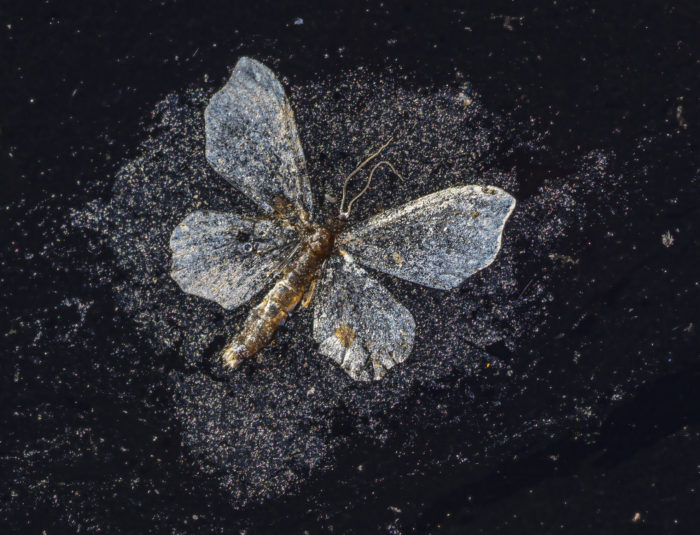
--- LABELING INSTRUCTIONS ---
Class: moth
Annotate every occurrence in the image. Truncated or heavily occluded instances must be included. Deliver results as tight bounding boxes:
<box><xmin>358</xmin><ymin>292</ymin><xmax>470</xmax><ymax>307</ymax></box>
<box><xmin>169</xmin><ymin>57</ymin><xmax>515</xmax><ymax>381</ymax></box>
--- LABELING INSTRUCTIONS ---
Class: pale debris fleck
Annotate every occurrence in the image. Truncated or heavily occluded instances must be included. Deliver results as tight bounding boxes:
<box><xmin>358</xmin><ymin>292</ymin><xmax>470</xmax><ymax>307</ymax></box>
<box><xmin>661</xmin><ymin>230</ymin><xmax>674</xmax><ymax>248</ymax></box>
<box><xmin>457</xmin><ymin>92</ymin><xmax>473</xmax><ymax>108</ymax></box>
<box><xmin>675</xmin><ymin>104</ymin><xmax>687</xmax><ymax>130</ymax></box>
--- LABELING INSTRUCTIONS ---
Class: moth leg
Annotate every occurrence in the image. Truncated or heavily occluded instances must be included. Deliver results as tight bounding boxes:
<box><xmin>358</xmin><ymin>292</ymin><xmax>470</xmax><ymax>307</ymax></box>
<box><xmin>301</xmin><ymin>278</ymin><xmax>318</xmax><ymax>308</ymax></box>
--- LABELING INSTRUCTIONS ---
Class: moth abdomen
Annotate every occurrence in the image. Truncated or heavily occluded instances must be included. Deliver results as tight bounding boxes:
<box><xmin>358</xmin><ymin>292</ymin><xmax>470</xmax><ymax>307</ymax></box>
<box><xmin>221</xmin><ymin>225</ymin><xmax>336</xmax><ymax>369</ymax></box>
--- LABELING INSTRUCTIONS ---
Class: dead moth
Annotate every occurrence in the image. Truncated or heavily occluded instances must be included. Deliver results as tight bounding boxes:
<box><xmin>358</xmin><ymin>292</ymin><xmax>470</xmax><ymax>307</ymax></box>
<box><xmin>169</xmin><ymin>57</ymin><xmax>515</xmax><ymax>381</ymax></box>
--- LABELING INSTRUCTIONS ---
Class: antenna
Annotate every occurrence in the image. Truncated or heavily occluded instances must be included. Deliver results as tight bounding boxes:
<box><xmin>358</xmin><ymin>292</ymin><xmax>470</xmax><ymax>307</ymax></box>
<box><xmin>343</xmin><ymin>161</ymin><xmax>402</xmax><ymax>217</ymax></box>
<box><xmin>339</xmin><ymin>139</ymin><xmax>402</xmax><ymax>217</ymax></box>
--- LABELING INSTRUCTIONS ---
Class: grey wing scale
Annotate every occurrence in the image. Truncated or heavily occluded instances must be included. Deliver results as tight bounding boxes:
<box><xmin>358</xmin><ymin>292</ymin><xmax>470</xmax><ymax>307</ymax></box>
<box><xmin>205</xmin><ymin>57</ymin><xmax>313</xmax><ymax>220</ymax></box>
<box><xmin>313</xmin><ymin>255</ymin><xmax>416</xmax><ymax>382</ymax></box>
<box><xmin>338</xmin><ymin>185</ymin><xmax>515</xmax><ymax>290</ymax></box>
<box><xmin>170</xmin><ymin>210</ymin><xmax>295</xmax><ymax>310</ymax></box>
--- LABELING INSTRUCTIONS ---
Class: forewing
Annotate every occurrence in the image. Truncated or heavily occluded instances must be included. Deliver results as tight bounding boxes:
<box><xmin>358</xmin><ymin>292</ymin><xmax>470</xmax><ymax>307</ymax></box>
<box><xmin>313</xmin><ymin>256</ymin><xmax>415</xmax><ymax>382</ymax></box>
<box><xmin>170</xmin><ymin>210</ymin><xmax>295</xmax><ymax>310</ymax></box>
<box><xmin>338</xmin><ymin>185</ymin><xmax>515</xmax><ymax>290</ymax></box>
<box><xmin>205</xmin><ymin>57</ymin><xmax>313</xmax><ymax>219</ymax></box>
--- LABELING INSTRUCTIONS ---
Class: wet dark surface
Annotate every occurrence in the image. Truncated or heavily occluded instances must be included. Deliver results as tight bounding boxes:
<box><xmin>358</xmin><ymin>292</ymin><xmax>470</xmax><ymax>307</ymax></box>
<box><xmin>1</xmin><ymin>1</ymin><xmax>698</xmax><ymax>534</ymax></box>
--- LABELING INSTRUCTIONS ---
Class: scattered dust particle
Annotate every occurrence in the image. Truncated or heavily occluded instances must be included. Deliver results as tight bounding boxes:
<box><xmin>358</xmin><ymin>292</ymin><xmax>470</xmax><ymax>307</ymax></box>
<box><xmin>471</xmin><ymin>210</ymin><xmax>480</xmax><ymax>218</ymax></box>
<box><xmin>334</xmin><ymin>323</ymin><xmax>355</xmax><ymax>348</ymax></box>
<box><xmin>457</xmin><ymin>92</ymin><xmax>473</xmax><ymax>108</ymax></box>
<box><xmin>661</xmin><ymin>230</ymin><xmax>674</xmax><ymax>247</ymax></box>
<box><xmin>548</xmin><ymin>253</ymin><xmax>580</xmax><ymax>265</ymax></box>
<box><xmin>392</xmin><ymin>251</ymin><xmax>403</xmax><ymax>266</ymax></box>
<box><xmin>675</xmin><ymin>105</ymin><xmax>687</xmax><ymax>130</ymax></box>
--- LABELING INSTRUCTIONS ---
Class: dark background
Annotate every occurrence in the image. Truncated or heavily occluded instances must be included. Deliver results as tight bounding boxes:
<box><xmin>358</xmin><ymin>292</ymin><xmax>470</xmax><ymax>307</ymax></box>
<box><xmin>1</xmin><ymin>1</ymin><xmax>698</xmax><ymax>533</ymax></box>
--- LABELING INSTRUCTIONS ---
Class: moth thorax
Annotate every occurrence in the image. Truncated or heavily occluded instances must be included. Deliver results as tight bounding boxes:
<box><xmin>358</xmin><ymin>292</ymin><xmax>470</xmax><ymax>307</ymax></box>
<box><xmin>306</xmin><ymin>226</ymin><xmax>334</xmax><ymax>255</ymax></box>
<box><xmin>324</xmin><ymin>216</ymin><xmax>347</xmax><ymax>236</ymax></box>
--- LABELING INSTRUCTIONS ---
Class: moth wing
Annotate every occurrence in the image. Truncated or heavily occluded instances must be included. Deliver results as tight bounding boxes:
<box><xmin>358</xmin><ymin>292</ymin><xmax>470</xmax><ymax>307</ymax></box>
<box><xmin>170</xmin><ymin>210</ymin><xmax>296</xmax><ymax>310</ymax></box>
<box><xmin>206</xmin><ymin>57</ymin><xmax>313</xmax><ymax>220</ymax></box>
<box><xmin>338</xmin><ymin>185</ymin><xmax>515</xmax><ymax>290</ymax></box>
<box><xmin>312</xmin><ymin>255</ymin><xmax>415</xmax><ymax>382</ymax></box>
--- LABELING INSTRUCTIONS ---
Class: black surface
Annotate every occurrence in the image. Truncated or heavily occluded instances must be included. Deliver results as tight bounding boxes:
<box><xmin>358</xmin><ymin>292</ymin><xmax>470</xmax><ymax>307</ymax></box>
<box><xmin>1</xmin><ymin>1</ymin><xmax>698</xmax><ymax>534</ymax></box>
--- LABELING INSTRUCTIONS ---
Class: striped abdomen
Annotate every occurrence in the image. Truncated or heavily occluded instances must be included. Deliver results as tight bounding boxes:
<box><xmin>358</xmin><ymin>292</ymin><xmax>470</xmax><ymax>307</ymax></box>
<box><xmin>221</xmin><ymin>225</ymin><xmax>334</xmax><ymax>369</ymax></box>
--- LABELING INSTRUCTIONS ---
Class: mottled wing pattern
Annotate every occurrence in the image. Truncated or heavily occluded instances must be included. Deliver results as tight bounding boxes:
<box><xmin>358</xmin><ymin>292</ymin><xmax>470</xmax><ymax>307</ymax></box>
<box><xmin>205</xmin><ymin>57</ymin><xmax>313</xmax><ymax>219</ymax></box>
<box><xmin>170</xmin><ymin>211</ymin><xmax>295</xmax><ymax>310</ymax></box>
<box><xmin>338</xmin><ymin>185</ymin><xmax>515</xmax><ymax>290</ymax></box>
<box><xmin>313</xmin><ymin>256</ymin><xmax>416</xmax><ymax>381</ymax></box>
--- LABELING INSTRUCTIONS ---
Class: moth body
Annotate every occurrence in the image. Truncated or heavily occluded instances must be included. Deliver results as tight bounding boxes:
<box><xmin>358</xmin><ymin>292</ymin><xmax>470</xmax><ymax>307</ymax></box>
<box><xmin>221</xmin><ymin>224</ymin><xmax>338</xmax><ymax>368</ymax></box>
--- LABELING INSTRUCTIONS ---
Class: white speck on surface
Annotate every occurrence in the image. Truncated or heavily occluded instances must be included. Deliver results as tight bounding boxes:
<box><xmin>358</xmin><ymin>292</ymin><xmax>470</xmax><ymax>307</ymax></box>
<box><xmin>661</xmin><ymin>230</ymin><xmax>674</xmax><ymax>247</ymax></box>
<box><xmin>457</xmin><ymin>91</ymin><xmax>473</xmax><ymax>108</ymax></box>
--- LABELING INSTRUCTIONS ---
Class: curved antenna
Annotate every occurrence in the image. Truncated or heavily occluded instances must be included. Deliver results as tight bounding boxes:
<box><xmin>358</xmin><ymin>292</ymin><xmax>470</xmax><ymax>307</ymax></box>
<box><xmin>342</xmin><ymin>160</ymin><xmax>402</xmax><ymax>218</ymax></box>
<box><xmin>339</xmin><ymin>138</ymin><xmax>393</xmax><ymax>216</ymax></box>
